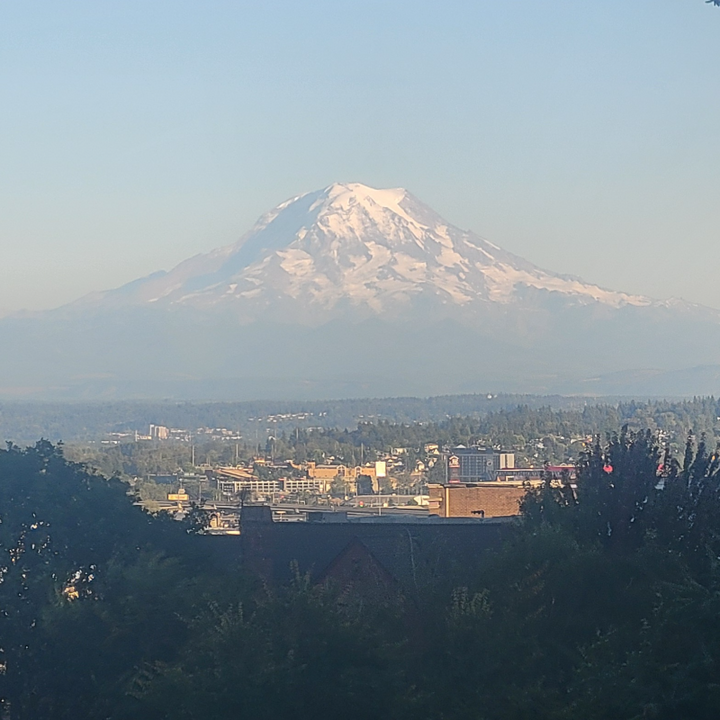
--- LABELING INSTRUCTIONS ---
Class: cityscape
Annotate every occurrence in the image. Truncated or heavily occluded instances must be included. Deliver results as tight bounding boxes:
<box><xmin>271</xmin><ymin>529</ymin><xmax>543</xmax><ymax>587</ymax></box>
<box><xmin>2</xmin><ymin>2</ymin><xmax>719</xmax><ymax>718</ymax></box>
<box><xmin>130</xmin><ymin>423</ymin><xmax>576</xmax><ymax>527</ymax></box>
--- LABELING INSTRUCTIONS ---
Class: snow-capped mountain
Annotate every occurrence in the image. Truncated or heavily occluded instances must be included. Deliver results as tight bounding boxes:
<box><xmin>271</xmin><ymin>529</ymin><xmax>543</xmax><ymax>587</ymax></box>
<box><xmin>85</xmin><ymin>182</ymin><xmax>653</xmax><ymax>321</ymax></box>
<box><xmin>2</xmin><ymin>182</ymin><xmax>719</xmax><ymax>400</ymax></box>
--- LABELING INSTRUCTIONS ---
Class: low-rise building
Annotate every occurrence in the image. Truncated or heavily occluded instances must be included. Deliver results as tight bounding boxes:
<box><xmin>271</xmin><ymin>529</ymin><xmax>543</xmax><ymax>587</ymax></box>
<box><xmin>216</xmin><ymin>466</ymin><xmax>281</xmax><ymax>496</ymax></box>
<box><xmin>284</xmin><ymin>477</ymin><xmax>331</xmax><ymax>494</ymax></box>
<box><xmin>307</xmin><ymin>462</ymin><xmax>349</xmax><ymax>480</ymax></box>
<box><xmin>428</xmin><ymin>481</ymin><xmax>541</xmax><ymax>518</ymax></box>
<box><xmin>495</xmin><ymin>468</ymin><xmax>543</xmax><ymax>482</ymax></box>
<box><xmin>447</xmin><ymin>447</ymin><xmax>516</xmax><ymax>483</ymax></box>
<box><xmin>218</xmin><ymin>478</ymin><xmax>282</xmax><ymax>496</ymax></box>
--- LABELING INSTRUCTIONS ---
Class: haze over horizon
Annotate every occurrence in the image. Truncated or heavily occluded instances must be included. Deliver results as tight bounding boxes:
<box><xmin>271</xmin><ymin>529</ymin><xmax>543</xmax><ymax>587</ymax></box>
<box><xmin>2</xmin><ymin>179</ymin><xmax>720</xmax><ymax>402</ymax></box>
<box><xmin>1</xmin><ymin>1</ymin><xmax>719</xmax><ymax>316</ymax></box>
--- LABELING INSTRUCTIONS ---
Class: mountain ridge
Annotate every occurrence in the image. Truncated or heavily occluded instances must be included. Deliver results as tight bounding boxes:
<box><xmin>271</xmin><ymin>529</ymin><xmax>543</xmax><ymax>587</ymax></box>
<box><xmin>71</xmin><ymin>182</ymin><xmax>672</xmax><ymax>318</ymax></box>
<box><xmin>1</xmin><ymin>182</ymin><xmax>718</xmax><ymax>400</ymax></box>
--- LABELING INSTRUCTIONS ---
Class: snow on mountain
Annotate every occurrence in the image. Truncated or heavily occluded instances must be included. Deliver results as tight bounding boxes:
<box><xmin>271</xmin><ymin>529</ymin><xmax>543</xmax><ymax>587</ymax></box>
<box><xmin>6</xmin><ymin>182</ymin><xmax>720</xmax><ymax>400</ymax></box>
<box><xmin>88</xmin><ymin>182</ymin><xmax>652</xmax><ymax>318</ymax></box>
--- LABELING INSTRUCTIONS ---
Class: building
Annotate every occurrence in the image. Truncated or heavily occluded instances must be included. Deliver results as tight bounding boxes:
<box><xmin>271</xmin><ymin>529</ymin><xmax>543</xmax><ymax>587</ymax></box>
<box><xmin>149</xmin><ymin>424</ymin><xmax>169</xmax><ymax>440</ymax></box>
<box><xmin>494</xmin><ymin>468</ymin><xmax>543</xmax><ymax>482</ymax></box>
<box><xmin>353</xmin><ymin>463</ymin><xmax>384</xmax><ymax>494</ymax></box>
<box><xmin>234</xmin><ymin>504</ymin><xmax>509</xmax><ymax>597</ymax></box>
<box><xmin>215</xmin><ymin>466</ymin><xmax>281</xmax><ymax>496</ymax></box>
<box><xmin>447</xmin><ymin>447</ymin><xmax>515</xmax><ymax>483</ymax></box>
<box><xmin>146</xmin><ymin>473</ymin><xmax>178</xmax><ymax>484</ymax></box>
<box><xmin>306</xmin><ymin>462</ymin><xmax>349</xmax><ymax>481</ymax></box>
<box><xmin>427</xmin><ymin>481</ymin><xmax>540</xmax><ymax>518</ymax></box>
<box><xmin>218</xmin><ymin>478</ymin><xmax>282</xmax><ymax>496</ymax></box>
<box><xmin>306</xmin><ymin>462</ymin><xmax>384</xmax><ymax>494</ymax></box>
<box><xmin>284</xmin><ymin>477</ymin><xmax>331</xmax><ymax>494</ymax></box>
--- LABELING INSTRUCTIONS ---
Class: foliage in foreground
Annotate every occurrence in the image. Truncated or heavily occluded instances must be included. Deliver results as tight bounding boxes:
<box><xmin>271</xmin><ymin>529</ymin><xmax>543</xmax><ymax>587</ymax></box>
<box><xmin>3</xmin><ymin>432</ymin><xmax>720</xmax><ymax>718</ymax></box>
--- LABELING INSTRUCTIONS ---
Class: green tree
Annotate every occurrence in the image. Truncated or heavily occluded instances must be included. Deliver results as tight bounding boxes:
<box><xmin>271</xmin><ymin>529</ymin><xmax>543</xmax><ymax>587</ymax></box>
<box><xmin>0</xmin><ymin>441</ymin><xmax>199</xmax><ymax>718</ymax></box>
<box><xmin>133</xmin><ymin>572</ymin><xmax>409</xmax><ymax>720</ymax></box>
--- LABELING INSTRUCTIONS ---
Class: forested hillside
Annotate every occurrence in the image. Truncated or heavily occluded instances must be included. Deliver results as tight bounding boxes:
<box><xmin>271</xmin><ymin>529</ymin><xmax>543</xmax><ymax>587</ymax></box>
<box><xmin>58</xmin><ymin>397</ymin><xmax>720</xmax><ymax>478</ymax></box>
<box><xmin>0</xmin><ymin>393</ymin><xmax>598</xmax><ymax>444</ymax></box>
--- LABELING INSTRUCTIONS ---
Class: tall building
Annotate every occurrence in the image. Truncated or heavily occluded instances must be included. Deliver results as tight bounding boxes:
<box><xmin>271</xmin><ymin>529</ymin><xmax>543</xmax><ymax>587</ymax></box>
<box><xmin>149</xmin><ymin>424</ymin><xmax>169</xmax><ymax>440</ymax></box>
<box><xmin>447</xmin><ymin>447</ymin><xmax>515</xmax><ymax>483</ymax></box>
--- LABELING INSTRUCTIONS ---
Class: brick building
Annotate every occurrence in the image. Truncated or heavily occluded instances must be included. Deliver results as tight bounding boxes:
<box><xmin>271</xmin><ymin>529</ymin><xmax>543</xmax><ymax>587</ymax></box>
<box><xmin>428</xmin><ymin>481</ymin><xmax>540</xmax><ymax>518</ymax></box>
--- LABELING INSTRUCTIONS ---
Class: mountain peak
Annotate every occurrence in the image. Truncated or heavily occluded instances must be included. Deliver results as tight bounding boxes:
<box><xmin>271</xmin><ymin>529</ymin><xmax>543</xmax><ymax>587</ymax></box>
<box><xmin>319</xmin><ymin>182</ymin><xmax>409</xmax><ymax>213</ymax></box>
<box><xmin>86</xmin><ymin>182</ymin><xmax>654</xmax><ymax>317</ymax></box>
<box><xmin>15</xmin><ymin>182</ymin><xmax>720</xmax><ymax>400</ymax></box>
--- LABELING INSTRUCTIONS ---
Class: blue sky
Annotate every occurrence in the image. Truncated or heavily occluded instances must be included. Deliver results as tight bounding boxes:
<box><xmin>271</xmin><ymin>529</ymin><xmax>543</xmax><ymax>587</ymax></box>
<box><xmin>1</xmin><ymin>0</ymin><xmax>719</xmax><ymax>313</ymax></box>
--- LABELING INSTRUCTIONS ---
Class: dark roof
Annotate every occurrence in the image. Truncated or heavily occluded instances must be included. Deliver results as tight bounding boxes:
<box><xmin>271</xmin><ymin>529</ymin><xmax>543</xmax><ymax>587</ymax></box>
<box><xmin>239</xmin><ymin>520</ymin><xmax>508</xmax><ymax>596</ymax></box>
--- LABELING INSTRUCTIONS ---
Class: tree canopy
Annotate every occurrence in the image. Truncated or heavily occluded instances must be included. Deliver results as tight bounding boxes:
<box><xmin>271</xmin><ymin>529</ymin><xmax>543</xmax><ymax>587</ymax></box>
<box><xmin>4</xmin><ymin>432</ymin><xmax>720</xmax><ymax>718</ymax></box>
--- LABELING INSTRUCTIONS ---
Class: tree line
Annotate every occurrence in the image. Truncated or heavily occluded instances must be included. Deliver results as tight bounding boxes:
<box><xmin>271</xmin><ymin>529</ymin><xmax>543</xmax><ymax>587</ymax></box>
<box><xmin>7</xmin><ymin>394</ymin><xmax>720</xmax><ymax>448</ymax></box>
<box><xmin>64</xmin><ymin>397</ymin><xmax>720</xmax><ymax>482</ymax></box>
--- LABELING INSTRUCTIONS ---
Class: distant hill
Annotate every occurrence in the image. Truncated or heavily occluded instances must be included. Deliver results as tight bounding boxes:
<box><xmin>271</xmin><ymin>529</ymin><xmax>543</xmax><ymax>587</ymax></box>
<box><xmin>0</xmin><ymin>393</ymin><xmax>606</xmax><ymax>444</ymax></box>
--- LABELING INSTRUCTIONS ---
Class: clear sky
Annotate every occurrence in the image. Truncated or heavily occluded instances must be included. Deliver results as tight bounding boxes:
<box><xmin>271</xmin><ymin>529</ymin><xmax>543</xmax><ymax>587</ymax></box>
<box><xmin>1</xmin><ymin>0</ymin><xmax>719</xmax><ymax>315</ymax></box>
